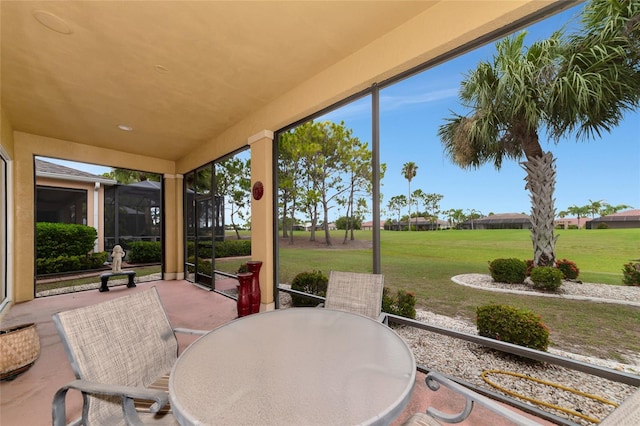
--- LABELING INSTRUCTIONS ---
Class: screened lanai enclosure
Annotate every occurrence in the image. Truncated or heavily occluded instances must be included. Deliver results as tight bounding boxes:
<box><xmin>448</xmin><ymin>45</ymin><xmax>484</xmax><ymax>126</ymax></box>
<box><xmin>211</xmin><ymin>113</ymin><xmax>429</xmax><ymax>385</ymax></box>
<box><xmin>184</xmin><ymin>149</ymin><xmax>251</xmax><ymax>292</ymax></box>
<box><xmin>104</xmin><ymin>181</ymin><xmax>162</xmax><ymax>250</ymax></box>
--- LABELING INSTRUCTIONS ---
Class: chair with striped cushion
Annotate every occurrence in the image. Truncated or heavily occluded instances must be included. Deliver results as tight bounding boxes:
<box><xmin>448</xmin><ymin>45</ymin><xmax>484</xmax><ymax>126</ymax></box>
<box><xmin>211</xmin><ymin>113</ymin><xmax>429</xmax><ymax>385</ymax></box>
<box><xmin>324</xmin><ymin>271</ymin><xmax>385</xmax><ymax>321</ymax></box>
<box><xmin>52</xmin><ymin>287</ymin><xmax>206</xmax><ymax>426</ymax></box>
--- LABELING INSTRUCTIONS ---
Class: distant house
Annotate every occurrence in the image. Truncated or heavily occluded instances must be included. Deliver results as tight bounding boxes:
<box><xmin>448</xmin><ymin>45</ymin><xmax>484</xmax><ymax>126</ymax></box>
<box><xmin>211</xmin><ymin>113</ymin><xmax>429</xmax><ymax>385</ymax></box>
<box><xmin>460</xmin><ymin>213</ymin><xmax>532</xmax><ymax>230</ymax></box>
<box><xmin>362</xmin><ymin>220</ymin><xmax>386</xmax><ymax>230</ymax></box>
<box><xmin>35</xmin><ymin>159</ymin><xmax>116</xmax><ymax>252</ymax></box>
<box><xmin>387</xmin><ymin>217</ymin><xmax>448</xmax><ymax>231</ymax></box>
<box><xmin>587</xmin><ymin>209</ymin><xmax>640</xmax><ymax>229</ymax></box>
<box><xmin>301</xmin><ymin>222</ymin><xmax>337</xmax><ymax>231</ymax></box>
<box><xmin>554</xmin><ymin>217</ymin><xmax>592</xmax><ymax>229</ymax></box>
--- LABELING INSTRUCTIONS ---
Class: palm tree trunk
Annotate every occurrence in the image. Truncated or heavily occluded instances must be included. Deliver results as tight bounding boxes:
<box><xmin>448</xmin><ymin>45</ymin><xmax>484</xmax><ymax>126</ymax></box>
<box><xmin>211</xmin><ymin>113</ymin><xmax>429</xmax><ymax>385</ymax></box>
<box><xmin>521</xmin><ymin>151</ymin><xmax>558</xmax><ymax>267</ymax></box>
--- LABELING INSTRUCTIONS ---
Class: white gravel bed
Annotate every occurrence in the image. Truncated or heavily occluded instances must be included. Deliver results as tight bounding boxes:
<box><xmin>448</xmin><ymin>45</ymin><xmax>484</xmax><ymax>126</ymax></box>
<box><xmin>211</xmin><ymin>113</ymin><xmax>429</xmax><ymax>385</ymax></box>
<box><xmin>453</xmin><ymin>273</ymin><xmax>640</xmax><ymax>306</ymax></box>
<box><xmin>395</xmin><ymin>310</ymin><xmax>637</xmax><ymax>425</ymax></box>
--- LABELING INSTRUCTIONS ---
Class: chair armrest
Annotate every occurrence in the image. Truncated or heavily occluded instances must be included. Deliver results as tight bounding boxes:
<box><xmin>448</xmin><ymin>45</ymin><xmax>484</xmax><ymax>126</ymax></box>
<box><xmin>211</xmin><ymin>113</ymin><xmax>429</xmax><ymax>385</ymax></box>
<box><xmin>425</xmin><ymin>372</ymin><xmax>540</xmax><ymax>425</ymax></box>
<box><xmin>52</xmin><ymin>379</ymin><xmax>169</xmax><ymax>426</ymax></box>
<box><xmin>174</xmin><ymin>327</ymin><xmax>208</xmax><ymax>335</ymax></box>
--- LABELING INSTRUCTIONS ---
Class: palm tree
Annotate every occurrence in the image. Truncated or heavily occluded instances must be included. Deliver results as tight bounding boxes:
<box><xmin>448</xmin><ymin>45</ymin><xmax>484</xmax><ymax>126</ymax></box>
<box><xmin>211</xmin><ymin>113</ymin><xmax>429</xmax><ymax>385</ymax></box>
<box><xmin>600</xmin><ymin>203</ymin><xmax>633</xmax><ymax>216</ymax></box>
<box><xmin>587</xmin><ymin>199</ymin><xmax>604</xmax><ymax>218</ymax></box>
<box><xmin>558</xmin><ymin>204</ymin><xmax>590</xmax><ymax>228</ymax></box>
<box><xmin>438</xmin><ymin>0</ymin><xmax>640</xmax><ymax>266</ymax></box>
<box><xmin>401</xmin><ymin>162</ymin><xmax>418</xmax><ymax>230</ymax></box>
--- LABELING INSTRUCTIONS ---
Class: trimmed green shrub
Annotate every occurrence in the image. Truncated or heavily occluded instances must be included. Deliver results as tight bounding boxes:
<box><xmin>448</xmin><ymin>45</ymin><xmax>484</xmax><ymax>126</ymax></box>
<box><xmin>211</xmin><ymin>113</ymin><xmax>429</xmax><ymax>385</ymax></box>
<box><xmin>290</xmin><ymin>270</ymin><xmax>328</xmax><ymax>307</ymax></box>
<box><xmin>36</xmin><ymin>251</ymin><xmax>108</xmax><ymax>275</ymax></box>
<box><xmin>597</xmin><ymin>223</ymin><xmax>609</xmax><ymax>229</ymax></box>
<box><xmin>36</xmin><ymin>222</ymin><xmax>97</xmax><ymax>258</ymax></box>
<box><xmin>128</xmin><ymin>241</ymin><xmax>161</xmax><ymax>263</ymax></box>
<box><xmin>186</xmin><ymin>256</ymin><xmax>213</xmax><ymax>276</ymax></box>
<box><xmin>488</xmin><ymin>258</ymin><xmax>526</xmax><ymax>284</ymax></box>
<box><xmin>476</xmin><ymin>304</ymin><xmax>549</xmax><ymax>351</ymax></box>
<box><xmin>622</xmin><ymin>262</ymin><xmax>640</xmax><ymax>286</ymax></box>
<box><xmin>382</xmin><ymin>288</ymin><xmax>416</xmax><ymax>319</ymax></box>
<box><xmin>555</xmin><ymin>258</ymin><xmax>579</xmax><ymax>280</ymax></box>
<box><xmin>530</xmin><ymin>266</ymin><xmax>563</xmax><ymax>291</ymax></box>
<box><xmin>185</xmin><ymin>239</ymin><xmax>251</xmax><ymax>260</ymax></box>
<box><xmin>88</xmin><ymin>251</ymin><xmax>108</xmax><ymax>269</ymax></box>
<box><xmin>214</xmin><ymin>240</ymin><xmax>251</xmax><ymax>258</ymax></box>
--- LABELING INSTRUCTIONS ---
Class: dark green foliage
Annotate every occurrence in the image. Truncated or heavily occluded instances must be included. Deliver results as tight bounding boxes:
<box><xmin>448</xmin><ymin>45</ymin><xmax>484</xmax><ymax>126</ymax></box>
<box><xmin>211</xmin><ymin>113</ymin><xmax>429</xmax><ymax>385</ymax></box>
<box><xmin>290</xmin><ymin>270</ymin><xmax>328</xmax><ymax>307</ymax></box>
<box><xmin>530</xmin><ymin>266</ymin><xmax>563</xmax><ymax>291</ymax></box>
<box><xmin>214</xmin><ymin>239</ymin><xmax>251</xmax><ymax>258</ymax></box>
<box><xmin>35</xmin><ymin>222</ymin><xmax>107</xmax><ymax>274</ymax></box>
<box><xmin>597</xmin><ymin>223</ymin><xmax>609</xmax><ymax>229</ymax></box>
<box><xmin>237</xmin><ymin>263</ymin><xmax>249</xmax><ymax>273</ymax></box>
<box><xmin>488</xmin><ymin>258</ymin><xmax>526</xmax><ymax>283</ymax></box>
<box><xmin>335</xmin><ymin>216</ymin><xmax>362</xmax><ymax>230</ymax></box>
<box><xmin>185</xmin><ymin>239</ymin><xmax>251</xmax><ymax>259</ymax></box>
<box><xmin>476</xmin><ymin>304</ymin><xmax>549</xmax><ymax>351</ymax></box>
<box><xmin>89</xmin><ymin>251</ymin><xmax>108</xmax><ymax>268</ymax></box>
<box><xmin>128</xmin><ymin>241</ymin><xmax>161</xmax><ymax>263</ymax></box>
<box><xmin>36</xmin><ymin>252</ymin><xmax>108</xmax><ymax>275</ymax></box>
<box><xmin>382</xmin><ymin>287</ymin><xmax>416</xmax><ymax>319</ymax></box>
<box><xmin>36</xmin><ymin>222</ymin><xmax>97</xmax><ymax>258</ymax></box>
<box><xmin>555</xmin><ymin>258</ymin><xmax>579</xmax><ymax>280</ymax></box>
<box><xmin>186</xmin><ymin>256</ymin><xmax>213</xmax><ymax>276</ymax></box>
<box><xmin>622</xmin><ymin>262</ymin><xmax>640</xmax><ymax>286</ymax></box>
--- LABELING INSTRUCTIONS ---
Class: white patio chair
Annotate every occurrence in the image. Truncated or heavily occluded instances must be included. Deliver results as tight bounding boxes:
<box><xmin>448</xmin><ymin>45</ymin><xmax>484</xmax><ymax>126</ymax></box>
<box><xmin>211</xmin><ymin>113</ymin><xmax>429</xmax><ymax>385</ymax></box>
<box><xmin>323</xmin><ymin>271</ymin><xmax>385</xmax><ymax>321</ymax></box>
<box><xmin>600</xmin><ymin>386</ymin><xmax>640</xmax><ymax>426</ymax></box>
<box><xmin>52</xmin><ymin>287</ymin><xmax>207</xmax><ymax>426</ymax></box>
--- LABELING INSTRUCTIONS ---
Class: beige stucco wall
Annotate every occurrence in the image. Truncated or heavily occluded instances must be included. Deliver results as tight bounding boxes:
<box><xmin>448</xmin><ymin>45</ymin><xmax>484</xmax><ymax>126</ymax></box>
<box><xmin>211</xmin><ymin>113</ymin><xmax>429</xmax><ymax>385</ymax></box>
<box><xmin>1</xmin><ymin>110</ymin><xmax>14</xmax><ymax>158</ymax></box>
<box><xmin>248</xmin><ymin>131</ymin><xmax>274</xmax><ymax>311</ymax></box>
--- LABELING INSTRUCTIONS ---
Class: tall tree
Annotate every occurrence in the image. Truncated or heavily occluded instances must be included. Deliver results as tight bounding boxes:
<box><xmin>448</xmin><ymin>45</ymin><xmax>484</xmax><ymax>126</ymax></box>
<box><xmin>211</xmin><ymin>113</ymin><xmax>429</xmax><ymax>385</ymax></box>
<box><xmin>411</xmin><ymin>189</ymin><xmax>426</xmax><ymax>219</ymax></box>
<box><xmin>387</xmin><ymin>195</ymin><xmax>407</xmax><ymax>230</ymax></box>
<box><xmin>424</xmin><ymin>193</ymin><xmax>444</xmax><ymax>230</ymax></box>
<box><xmin>104</xmin><ymin>168</ymin><xmax>161</xmax><ymax>184</ymax></box>
<box><xmin>438</xmin><ymin>0</ymin><xmax>640</xmax><ymax>266</ymax></box>
<box><xmin>401</xmin><ymin>162</ymin><xmax>418</xmax><ymax>231</ymax></box>
<box><xmin>215</xmin><ymin>158</ymin><xmax>250</xmax><ymax>239</ymax></box>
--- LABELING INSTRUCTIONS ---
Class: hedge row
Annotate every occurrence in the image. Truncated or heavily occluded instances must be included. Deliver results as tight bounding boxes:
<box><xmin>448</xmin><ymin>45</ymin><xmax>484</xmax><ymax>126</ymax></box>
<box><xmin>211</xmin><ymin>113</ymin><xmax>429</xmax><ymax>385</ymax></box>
<box><xmin>36</xmin><ymin>252</ymin><xmax>108</xmax><ymax>275</ymax></box>
<box><xmin>36</xmin><ymin>222</ymin><xmax>97</xmax><ymax>258</ymax></box>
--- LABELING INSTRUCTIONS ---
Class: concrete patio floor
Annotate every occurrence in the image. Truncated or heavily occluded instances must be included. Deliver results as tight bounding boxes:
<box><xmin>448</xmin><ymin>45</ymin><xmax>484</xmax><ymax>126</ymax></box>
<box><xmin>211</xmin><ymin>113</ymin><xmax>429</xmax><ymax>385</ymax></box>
<box><xmin>0</xmin><ymin>280</ymin><xmax>549</xmax><ymax>425</ymax></box>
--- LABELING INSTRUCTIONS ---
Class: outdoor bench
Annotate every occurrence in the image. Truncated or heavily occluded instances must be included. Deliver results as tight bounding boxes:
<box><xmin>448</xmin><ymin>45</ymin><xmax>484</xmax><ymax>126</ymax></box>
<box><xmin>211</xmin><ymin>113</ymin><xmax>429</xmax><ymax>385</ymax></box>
<box><xmin>99</xmin><ymin>271</ymin><xmax>136</xmax><ymax>292</ymax></box>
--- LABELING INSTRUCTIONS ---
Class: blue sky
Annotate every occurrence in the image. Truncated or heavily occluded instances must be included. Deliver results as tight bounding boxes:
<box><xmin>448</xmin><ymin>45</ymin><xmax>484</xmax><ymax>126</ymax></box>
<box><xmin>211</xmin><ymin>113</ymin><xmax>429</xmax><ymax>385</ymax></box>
<box><xmin>46</xmin><ymin>3</ymin><xmax>639</xmax><ymax>222</ymax></box>
<box><xmin>321</xmin><ymin>3</ymin><xmax>640</xmax><ymax>220</ymax></box>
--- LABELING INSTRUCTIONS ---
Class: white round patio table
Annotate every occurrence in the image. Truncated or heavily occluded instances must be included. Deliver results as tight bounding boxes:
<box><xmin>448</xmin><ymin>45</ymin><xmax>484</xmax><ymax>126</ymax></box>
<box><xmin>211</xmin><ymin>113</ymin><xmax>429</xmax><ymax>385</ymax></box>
<box><xmin>169</xmin><ymin>308</ymin><xmax>416</xmax><ymax>426</ymax></box>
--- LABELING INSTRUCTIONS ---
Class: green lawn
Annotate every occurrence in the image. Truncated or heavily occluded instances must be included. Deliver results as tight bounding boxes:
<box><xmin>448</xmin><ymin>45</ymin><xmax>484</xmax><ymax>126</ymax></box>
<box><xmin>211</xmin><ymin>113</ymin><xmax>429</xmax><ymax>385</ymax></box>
<box><xmin>278</xmin><ymin>228</ymin><xmax>640</xmax><ymax>362</ymax></box>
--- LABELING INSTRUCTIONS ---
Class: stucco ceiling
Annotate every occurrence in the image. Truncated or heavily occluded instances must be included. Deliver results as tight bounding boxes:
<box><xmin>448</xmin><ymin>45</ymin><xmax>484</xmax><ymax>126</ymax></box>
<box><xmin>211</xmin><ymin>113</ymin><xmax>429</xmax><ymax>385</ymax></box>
<box><xmin>1</xmin><ymin>1</ymin><xmax>439</xmax><ymax>161</ymax></box>
<box><xmin>1</xmin><ymin>1</ymin><xmax>568</xmax><ymax>167</ymax></box>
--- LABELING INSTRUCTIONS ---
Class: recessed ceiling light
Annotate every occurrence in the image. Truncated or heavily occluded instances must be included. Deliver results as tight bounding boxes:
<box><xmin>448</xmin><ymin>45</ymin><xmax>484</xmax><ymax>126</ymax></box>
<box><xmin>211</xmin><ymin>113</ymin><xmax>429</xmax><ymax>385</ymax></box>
<box><xmin>32</xmin><ymin>10</ymin><xmax>73</xmax><ymax>35</ymax></box>
<box><xmin>117</xmin><ymin>124</ymin><xmax>133</xmax><ymax>131</ymax></box>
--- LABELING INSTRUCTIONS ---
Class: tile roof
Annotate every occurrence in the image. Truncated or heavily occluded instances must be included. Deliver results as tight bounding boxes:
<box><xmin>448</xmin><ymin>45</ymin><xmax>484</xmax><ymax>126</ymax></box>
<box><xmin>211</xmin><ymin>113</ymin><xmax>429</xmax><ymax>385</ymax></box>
<box><xmin>35</xmin><ymin>159</ymin><xmax>109</xmax><ymax>180</ymax></box>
